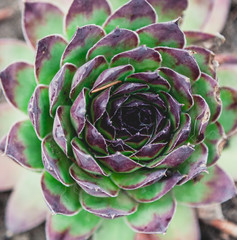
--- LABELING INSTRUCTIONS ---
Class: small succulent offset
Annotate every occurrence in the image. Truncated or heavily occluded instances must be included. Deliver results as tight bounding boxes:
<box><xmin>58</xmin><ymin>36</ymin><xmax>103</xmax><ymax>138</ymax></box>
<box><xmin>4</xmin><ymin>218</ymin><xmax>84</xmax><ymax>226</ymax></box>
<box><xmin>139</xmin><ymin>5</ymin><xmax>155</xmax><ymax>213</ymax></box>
<box><xmin>0</xmin><ymin>0</ymin><xmax>237</xmax><ymax>239</ymax></box>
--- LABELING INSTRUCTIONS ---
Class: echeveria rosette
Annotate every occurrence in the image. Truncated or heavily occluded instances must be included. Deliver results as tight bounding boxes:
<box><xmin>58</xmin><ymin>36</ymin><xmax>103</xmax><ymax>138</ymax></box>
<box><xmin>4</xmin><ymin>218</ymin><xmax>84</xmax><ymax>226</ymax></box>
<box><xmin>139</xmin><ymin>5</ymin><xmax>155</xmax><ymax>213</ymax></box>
<box><xmin>0</xmin><ymin>0</ymin><xmax>237</xmax><ymax>239</ymax></box>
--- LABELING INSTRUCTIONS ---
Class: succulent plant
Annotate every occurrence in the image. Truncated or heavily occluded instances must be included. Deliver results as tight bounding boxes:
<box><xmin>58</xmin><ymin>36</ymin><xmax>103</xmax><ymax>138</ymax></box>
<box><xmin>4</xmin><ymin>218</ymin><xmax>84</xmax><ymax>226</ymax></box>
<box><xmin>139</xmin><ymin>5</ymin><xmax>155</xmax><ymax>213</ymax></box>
<box><xmin>0</xmin><ymin>0</ymin><xmax>237</xmax><ymax>239</ymax></box>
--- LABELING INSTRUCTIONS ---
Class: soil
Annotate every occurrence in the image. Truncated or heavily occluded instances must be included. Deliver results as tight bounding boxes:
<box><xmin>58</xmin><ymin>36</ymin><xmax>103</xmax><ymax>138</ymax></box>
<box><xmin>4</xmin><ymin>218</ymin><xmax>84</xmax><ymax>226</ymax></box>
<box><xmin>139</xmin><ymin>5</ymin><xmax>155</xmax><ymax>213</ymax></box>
<box><xmin>0</xmin><ymin>0</ymin><xmax>237</xmax><ymax>240</ymax></box>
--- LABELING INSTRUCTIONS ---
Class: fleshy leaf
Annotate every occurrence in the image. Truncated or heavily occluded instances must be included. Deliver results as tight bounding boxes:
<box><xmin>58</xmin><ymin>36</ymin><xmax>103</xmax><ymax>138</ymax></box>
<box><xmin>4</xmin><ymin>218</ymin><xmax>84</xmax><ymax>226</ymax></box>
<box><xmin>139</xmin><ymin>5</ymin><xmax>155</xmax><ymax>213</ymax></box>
<box><xmin>192</xmin><ymin>73</ymin><xmax>222</xmax><ymax>122</ymax></box>
<box><xmin>104</xmin><ymin>0</ymin><xmax>156</xmax><ymax>33</ymax></box>
<box><xmin>28</xmin><ymin>85</ymin><xmax>53</xmax><ymax>139</ymax></box>
<box><xmin>65</xmin><ymin>0</ymin><xmax>111</xmax><ymax>39</ymax></box>
<box><xmin>41</xmin><ymin>135</ymin><xmax>74</xmax><ymax>186</ymax></box>
<box><xmin>111</xmin><ymin>46</ymin><xmax>161</xmax><ymax>72</ymax></box>
<box><xmin>96</xmin><ymin>152</ymin><xmax>144</xmax><ymax>173</ymax></box>
<box><xmin>23</xmin><ymin>2</ymin><xmax>64</xmax><ymax>48</ymax></box>
<box><xmin>87</xmin><ymin>28</ymin><xmax>139</xmax><ymax>62</ymax></box>
<box><xmin>155</xmin><ymin>47</ymin><xmax>200</xmax><ymax>81</ymax></box>
<box><xmin>6</xmin><ymin>120</ymin><xmax>43</xmax><ymax>170</ymax></box>
<box><xmin>70</xmin><ymin>163</ymin><xmax>119</xmax><ymax>197</ymax></box>
<box><xmin>218</xmin><ymin>87</ymin><xmax>237</xmax><ymax>136</ymax></box>
<box><xmin>46</xmin><ymin>210</ymin><xmax>101</xmax><ymax>240</ymax></box>
<box><xmin>93</xmin><ymin>218</ymin><xmax>136</xmax><ymax>240</ymax></box>
<box><xmin>174</xmin><ymin>165</ymin><xmax>236</xmax><ymax>206</ymax></box>
<box><xmin>35</xmin><ymin>35</ymin><xmax>67</xmax><ymax>85</ymax></box>
<box><xmin>71</xmin><ymin>137</ymin><xmax>110</xmax><ymax>176</ymax></box>
<box><xmin>49</xmin><ymin>63</ymin><xmax>76</xmax><ymax>116</ymax></box>
<box><xmin>127</xmin><ymin>173</ymin><xmax>183</xmax><ymax>203</ymax></box>
<box><xmin>0</xmin><ymin>39</ymin><xmax>34</xmax><ymax>71</ymax></box>
<box><xmin>6</xmin><ymin>171</ymin><xmax>48</xmax><ymax>234</ymax></box>
<box><xmin>147</xmin><ymin>0</ymin><xmax>188</xmax><ymax>22</ymax></box>
<box><xmin>111</xmin><ymin>168</ymin><xmax>166</xmax><ymax>190</ymax></box>
<box><xmin>137</xmin><ymin>20</ymin><xmax>185</xmax><ymax>48</ymax></box>
<box><xmin>126</xmin><ymin>194</ymin><xmax>176</xmax><ymax>234</ymax></box>
<box><xmin>61</xmin><ymin>25</ymin><xmax>105</xmax><ymax>67</ymax></box>
<box><xmin>204</xmin><ymin>122</ymin><xmax>226</xmax><ymax>166</ymax></box>
<box><xmin>80</xmin><ymin>190</ymin><xmax>138</xmax><ymax>219</ymax></box>
<box><xmin>70</xmin><ymin>56</ymin><xmax>108</xmax><ymax>100</ymax></box>
<box><xmin>41</xmin><ymin>171</ymin><xmax>81</xmax><ymax>215</ymax></box>
<box><xmin>53</xmin><ymin>106</ymin><xmax>75</xmax><ymax>157</ymax></box>
<box><xmin>157</xmin><ymin>205</ymin><xmax>200</xmax><ymax>240</ymax></box>
<box><xmin>0</xmin><ymin>62</ymin><xmax>36</xmax><ymax>113</ymax></box>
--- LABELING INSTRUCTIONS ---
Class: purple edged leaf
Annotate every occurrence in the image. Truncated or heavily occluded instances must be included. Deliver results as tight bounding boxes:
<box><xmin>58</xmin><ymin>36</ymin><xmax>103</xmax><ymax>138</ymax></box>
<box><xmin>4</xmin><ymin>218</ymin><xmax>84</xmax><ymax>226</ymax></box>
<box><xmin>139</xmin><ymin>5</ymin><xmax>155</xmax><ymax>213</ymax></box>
<box><xmin>104</xmin><ymin>0</ymin><xmax>156</xmax><ymax>33</ymax></box>
<box><xmin>46</xmin><ymin>210</ymin><xmax>101</xmax><ymax>240</ymax></box>
<box><xmin>87</xmin><ymin>28</ymin><xmax>139</xmax><ymax>62</ymax></box>
<box><xmin>111</xmin><ymin>168</ymin><xmax>166</xmax><ymax>190</ymax></box>
<box><xmin>85</xmin><ymin>120</ymin><xmax>108</xmax><ymax>155</ymax></box>
<box><xmin>41</xmin><ymin>135</ymin><xmax>74</xmax><ymax>186</ymax></box>
<box><xmin>71</xmin><ymin>137</ymin><xmax>110</xmax><ymax>176</ymax></box>
<box><xmin>167</xmin><ymin>113</ymin><xmax>191</xmax><ymax>152</ymax></box>
<box><xmin>49</xmin><ymin>63</ymin><xmax>76</xmax><ymax>116</ymax></box>
<box><xmin>91</xmin><ymin>88</ymin><xmax>111</xmax><ymax>123</ymax></box>
<box><xmin>41</xmin><ymin>171</ymin><xmax>81</xmax><ymax>215</ymax></box>
<box><xmin>151</xmin><ymin>120</ymin><xmax>171</xmax><ymax>144</ymax></box>
<box><xmin>111</xmin><ymin>46</ymin><xmax>161</xmax><ymax>72</ymax></box>
<box><xmin>70</xmin><ymin>56</ymin><xmax>108</xmax><ymax>100</ymax></box>
<box><xmin>91</xmin><ymin>65</ymin><xmax>134</xmax><ymax>93</ymax></box>
<box><xmin>137</xmin><ymin>20</ymin><xmax>185</xmax><ymax>48</ymax></box>
<box><xmin>174</xmin><ymin>165</ymin><xmax>236</xmax><ymax>206</ymax></box>
<box><xmin>65</xmin><ymin>0</ymin><xmax>111</xmax><ymax>39</ymax></box>
<box><xmin>53</xmin><ymin>106</ymin><xmax>76</xmax><ymax>157</ymax></box>
<box><xmin>70</xmin><ymin>163</ymin><xmax>119</xmax><ymax>197</ymax></box>
<box><xmin>5</xmin><ymin>120</ymin><xmax>43</xmax><ymax>170</ymax></box>
<box><xmin>23</xmin><ymin>2</ymin><xmax>64</xmax><ymax>48</ymax></box>
<box><xmin>178</xmin><ymin>143</ymin><xmax>208</xmax><ymax>185</ymax></box>
<box><xmin>28</xmin><ymin>85</ymin><xmax>53</xmax><ymax>139</ymax></box>
<box><xmin>35</xmin><ymin>35</ymin><xmax>67</xmax><ymax>85</ymax></box>
<box><xmin>96</xmin><ymin>152</ymin><xmax>144</xmax><ymax>173</ymax></box>
<box><xmin>61</xmin><ymin>25</ymin><xmax>105</xmax><ymax>67</ymax></box>
<box><xmin>124</xmin><ymin>134</ymin><xmax>150</xmax><ymax>150</ymax></box>
<box><xmin>70</xmin><ymin>88</ymin><xmax>88</xmax><ymax>136</ymax></box>
<box><xmin>126</xmin><ymin>71</ymin><xmax>171</xmax><ymax>92</ymax></box>
<box><xmin>126</xmin><ymin>193</ymin><xmax>176</xmax><ymax>234</ymax></box>
<box><xmin>147</xmin><ymin>145</ymin><xmax>194</xmax><ymax>168</ymax></box>
<box><xmin>160</xmin><ymin>91</ymin><xmax>182</xmax><ymax>130</ymax></box>
<box><xmin>192</xmin><ymin>73</ymin><xmax>222</xmax><ymax>122</ymax></box>
<box><xmin>204</xmin><ymin>122</ymin><xmax>226</xmax><ymax>166</ymax></box>
<box><xmin>188</xmin><ymin>95</ymin><xmax>211</xmax><ymax>144</ymax></box>
<box><xmin>6</xmin><ymin>172</ymin><xmax>48</xmax><ymax>234</ymax></box>
<box><xmin>0</xmin><ymin>39</ymin><xmax>34</xmax><ymax>71</ymax></box>
<box><xmin>112</xmin><ymin>82</ymin><xmax>149</xmax><ymax>96</ymax></box>
<box><xmin>155</xmin><ymin>47</ymin><xmax>200</xmax><ymax>81</ymax></box>
<box><xmin>147</xmin><ymin>0</ymin><xmax>188</xmax><ymax>22</ymax></box>
<box><xmin>159</xmin><ymin>67</ymin><xmax>193</xmax><ymax>111</ymax></box>
<box><xmin>184</xmin><ymin>31</ymin><xmax>225</xmax><ymax>49</ymax></box>
<box><xmin>127</xmin><ymin>173</ymin><xmax>183</xmax><ymax>203</ymax></box>
<box><xmin>0</xmin><ymin>62</ymin><xmax>36</xmax><ymax>113</ymax></box>
<box><xmin>218</xmin><ymin>87</ymin><xmax>237</xmax><ymax>136</ymax></box>
<box><xmin>80</xmin><ymin>190</ymin><xmax>138</xmax><ymax>219</ymax></box>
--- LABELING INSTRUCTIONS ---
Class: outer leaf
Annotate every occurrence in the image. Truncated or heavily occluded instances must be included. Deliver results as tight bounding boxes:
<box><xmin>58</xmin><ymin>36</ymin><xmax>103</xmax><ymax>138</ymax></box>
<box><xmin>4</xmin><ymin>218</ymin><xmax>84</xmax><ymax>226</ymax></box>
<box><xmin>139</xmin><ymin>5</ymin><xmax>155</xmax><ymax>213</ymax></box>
<box><xmin>41</xmin><ymin>171</ymin><xmax>81</xmax><ymax>215</ymax></box>
<box><xmin>46</xmin><ymin>210</ymin><xmax>101</xmax><ymax>240</ymax></box>
<box><xmin>126</xmin><ymin>194</ymin><xmax>176</xmax><ymax>234</ymax></box>
<box><xmin>147</xmin><ymin>0</ymin><xmax>188</xmax><ymax>22</ymax></box>
<box><xmin>5</xmin><ymin>171</ymin><xmax>48</xmax><ymax>234</ymax></box>
<box><xmin>0</xmin><ymin>39</ymin><xmax>34</xmax><ymax>71</ymax></box>
<box><xmin>23</xmin><ymin>2</ymin><xmax>64</xmax><ymax>48</ymax></box>
<box><xmin>104</xmin><ymin>0</ymin><xmax>157</xmax><ymax>33</ymax></box>
<box><xmin>0</xmin><ymin>62</ymin><xmax>36</xmax><ymax>113</ymax></box>
<box><xmin>87</xmin><ymin>28</ymin><xmax>139</xmax><ymax>62</ymax></box>
<box><xmin>80</xmin><ymin>190</ymin><xmax>138</xmax><ymax>219</ymax></box>
<box><xmin>65</xmin><ymin>0</ymin><xmax>111</xmax><ymax>39</ymax></box>
<box><xmin>5</xmin><ymin>120</ymin><xmax>43</xmax><ymax>170</ymax></box>
<box><xmin>174</xmin><ymin>165</ymin><xmax>236</xmax><ymax>206</ymax></box>
<box><xmin>137</xmin><ymin>20</ymin><xmax>185</xmax><ymax>48</ymax></box>
<box><xmin>61</xmin><ymin>25</ymin><xmax>105</xmax><ymax>67</ymax></box>
<box><xmin>35</xmin><ymin>35</ymin><xmax>67</xmax><ymax>85</ymax></box>
<box><xmin>28</xmin><ymin>85</ymin><xmax>53</xmax><ymax>139</ymax></box>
